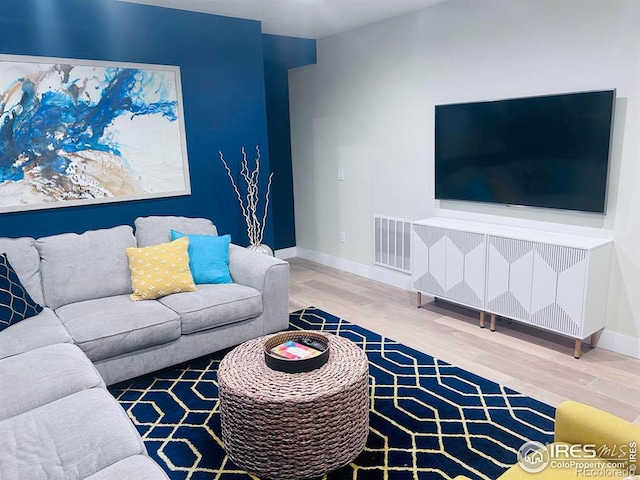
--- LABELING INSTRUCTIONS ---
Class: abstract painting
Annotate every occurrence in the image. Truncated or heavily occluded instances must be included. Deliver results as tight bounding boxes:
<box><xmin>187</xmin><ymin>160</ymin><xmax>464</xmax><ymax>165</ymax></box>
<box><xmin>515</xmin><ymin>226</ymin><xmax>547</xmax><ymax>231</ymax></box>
<box><xmin>0</xmin><ymin>54</ymin><xmax>190</xmax><ymax>213</ymax></box>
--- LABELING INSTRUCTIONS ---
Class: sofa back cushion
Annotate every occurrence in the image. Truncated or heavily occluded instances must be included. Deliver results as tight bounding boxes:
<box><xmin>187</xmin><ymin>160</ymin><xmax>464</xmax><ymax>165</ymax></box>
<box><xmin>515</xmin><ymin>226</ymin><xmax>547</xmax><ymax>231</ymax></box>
<box><xmin>134</xmin><ymin>216</ymin><xmax>218</xmax><ymax>247</ymax></box>
<box><xmin>0</xmin><ymin>237</ymin><xmax>44</xmax><ymax>306</ymax></box>
<box><xmin>36</xmin><ymin>226</ymin><xmax>136</xmax><ymax>310</ymax></box>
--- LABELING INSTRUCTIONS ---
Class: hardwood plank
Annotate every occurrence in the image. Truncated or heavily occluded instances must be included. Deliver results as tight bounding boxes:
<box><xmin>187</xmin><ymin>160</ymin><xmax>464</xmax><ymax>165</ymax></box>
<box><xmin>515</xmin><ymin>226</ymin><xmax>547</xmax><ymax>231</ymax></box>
<box><xmin>585</xmin><ymin>377</ymin><xmax>640</xmax><ymax>407</ymax></box>
<box><xmin>302</xmin><ymin>279</ymin><xmax>375</xmax><ymax>306</ymax></box>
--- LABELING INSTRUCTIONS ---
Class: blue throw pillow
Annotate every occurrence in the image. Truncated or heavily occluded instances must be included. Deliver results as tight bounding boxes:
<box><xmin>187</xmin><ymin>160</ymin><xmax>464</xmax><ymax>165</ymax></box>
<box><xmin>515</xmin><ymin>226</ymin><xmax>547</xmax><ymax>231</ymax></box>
<box><xmin>0</xmin><ymin>253</ymin><xmax>44</xmax><ymax>332</ymax></box>
<box><xmin>170</xmin><ymin>231</ymin><xmax>233</xmax><ymax>284</ymax></box>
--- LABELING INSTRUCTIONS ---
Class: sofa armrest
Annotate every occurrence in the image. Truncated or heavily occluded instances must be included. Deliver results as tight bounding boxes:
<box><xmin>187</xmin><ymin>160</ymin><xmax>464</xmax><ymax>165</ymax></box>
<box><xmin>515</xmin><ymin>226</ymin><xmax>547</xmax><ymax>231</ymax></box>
<box><xmin>228</xmin><ymin>244</ymin><xmax>290</xmax><ymax>334</ymax></box>
<box><xmin>555</xmin><ymin>400</ymin><xmax>640</xmax><ymax>469</ymax></box>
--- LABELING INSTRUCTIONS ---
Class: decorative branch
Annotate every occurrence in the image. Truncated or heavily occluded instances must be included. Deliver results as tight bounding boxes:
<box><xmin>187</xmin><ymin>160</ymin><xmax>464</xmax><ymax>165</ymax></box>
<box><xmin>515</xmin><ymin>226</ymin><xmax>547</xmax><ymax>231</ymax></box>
<box><xmin>219</xmin><ymin>146</ymin><xmax>273</xmax><ymax>247</ymax></box>
<box><xmin>219</xmin><ymin>149</ymin><xmax>252</xmax><ymax>242</ymax></box>
<box><xmin>259</xmin><ymin>172</ymin><xmax>273</xmax><ymax>245</ymax></box>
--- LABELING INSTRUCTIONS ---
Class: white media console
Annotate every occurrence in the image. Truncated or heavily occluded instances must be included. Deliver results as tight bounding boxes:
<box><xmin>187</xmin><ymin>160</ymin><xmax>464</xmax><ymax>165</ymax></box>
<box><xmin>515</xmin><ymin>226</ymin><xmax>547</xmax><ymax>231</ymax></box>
<box><xmin>411</xmin><ymin>217</ymin><xmax>613</xmax><ymax>358</ymax></box>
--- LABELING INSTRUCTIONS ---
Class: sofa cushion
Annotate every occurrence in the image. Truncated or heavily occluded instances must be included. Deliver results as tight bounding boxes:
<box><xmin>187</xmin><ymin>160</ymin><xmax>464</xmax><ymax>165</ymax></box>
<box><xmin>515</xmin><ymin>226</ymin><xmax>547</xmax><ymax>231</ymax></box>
<box><xmin>0</xmin><ymin>388</ymin><xmax>147</xmax><ymax>480</ymax></box>
<box><xmin>125</xmin><ymin>237</ymin><xmax>197</xmax><ymax>301</ymax></box>
<box><xmin>135</xmin><ymin>215</ymin><xmax>218</xmax><ymax>247</ymax></box>
<box><xmin>84</xmin><ymin>455</ymin><xmax>169</xmax><ymax>480</ymax></box>
<box><xmin>0</xmin><ymin>237</ymin><xmax>44</xmax><ymax>305</ymax></box>
<box><xmin>158</xmin><ymin>283</ymin><xmax>262</xmax><ymax>334</ymax></box>
<box><xmin>36</xmin><ymin>225</ymin><xmax>136</xmax><ymax>310</ymax></box>
<box><xmin>0</xmin><ymin>308</ymin><xmax>72</xmax><ymax>360</ymax></box>
<box><xmin>55</xmin><ymin>295</ymin><xmax>181</xmax><ymax>362</ymax></box>
<box><xmin>0</xmin><ymin>343</ymin><xmax>104</xmax><ymax>421</ymax></box>
<box><xmin>171</xmin><ymin>231</ymin><xmax>233</xmax><ymax>284</ymax></box>
<box><xmin>0</xmin><ymin>253</ymin><xmax>43</xmax><ymax>331</ymax></box>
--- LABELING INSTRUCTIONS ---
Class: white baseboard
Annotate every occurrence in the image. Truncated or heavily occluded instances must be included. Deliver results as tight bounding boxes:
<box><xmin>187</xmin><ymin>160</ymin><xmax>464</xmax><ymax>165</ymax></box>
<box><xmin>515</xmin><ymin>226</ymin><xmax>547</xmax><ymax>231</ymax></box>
<box><xmin>296</xmin><ymin>248</ymin><xmax>412</xmax><ymax>291</ymax></box>
<box><xmin>275</xmin><ymin>247</ymin><xmax>298</xmax><ymax>259</ymax></box>
<box><xmin>293</xmin><ymin>247</ymin><xmax>640</xmax><ymax>360</ymax></box>
<box><xmin>598</xmin><ymin>330</ymin><xmax>640</xmax><ymax>359</ymax></box>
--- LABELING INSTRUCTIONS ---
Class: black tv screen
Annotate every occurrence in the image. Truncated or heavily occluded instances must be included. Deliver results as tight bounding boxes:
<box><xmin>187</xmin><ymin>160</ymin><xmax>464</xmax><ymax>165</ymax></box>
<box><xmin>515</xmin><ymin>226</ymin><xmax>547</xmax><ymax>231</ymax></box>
<box><xmin>434</xmin><ymin>90</ymin><xmax>615</xmax><ymax>213</ymax></box>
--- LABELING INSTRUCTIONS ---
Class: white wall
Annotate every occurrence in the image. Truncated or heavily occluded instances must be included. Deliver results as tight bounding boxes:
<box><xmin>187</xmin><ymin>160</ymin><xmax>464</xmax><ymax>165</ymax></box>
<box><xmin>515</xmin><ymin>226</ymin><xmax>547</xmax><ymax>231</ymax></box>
<box><xmin>289</xmin><ymin>0</ymin><xmax>640</xmax><ymax>354</ymax></box>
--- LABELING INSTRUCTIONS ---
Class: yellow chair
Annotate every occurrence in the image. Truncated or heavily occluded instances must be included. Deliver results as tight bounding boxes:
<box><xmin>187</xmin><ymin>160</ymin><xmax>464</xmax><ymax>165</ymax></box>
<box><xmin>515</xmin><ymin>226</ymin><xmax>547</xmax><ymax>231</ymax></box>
<box><xmin>455</xmin><ymin>400</ymin><xmax>640</xmax><ymax>479</ymax></box>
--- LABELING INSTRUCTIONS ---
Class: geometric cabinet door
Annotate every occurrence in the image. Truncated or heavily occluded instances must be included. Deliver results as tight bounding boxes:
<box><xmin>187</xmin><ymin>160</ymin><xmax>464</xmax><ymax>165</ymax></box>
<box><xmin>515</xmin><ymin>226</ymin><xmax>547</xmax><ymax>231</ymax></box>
<box><xmin>486</xmin><ymin>235</ymin><xmax>536</xmax><ymax>322</ymax></box>
<box><xmin>444</xmin><ymin>229</ymin><xmax>485</xmax><ymax>308</ymax></box>
<box><xmin>486</xmin><ymin>235</ymin><xmax>587</xmax><ymax>337</ymax></box>
<box><xmin>530</xmin><ymin>243</ymin><xmax>587</xmax><ymax>337</ymax></box>
<box><xmin>412</xmin><ymin>225</ymin><xmax>447</xmax><ymax>298</ymax></box>
<box><xmin>412</xmin><ymin>225</ymin><xmax>485</xmax><ymax>308</ymax></box>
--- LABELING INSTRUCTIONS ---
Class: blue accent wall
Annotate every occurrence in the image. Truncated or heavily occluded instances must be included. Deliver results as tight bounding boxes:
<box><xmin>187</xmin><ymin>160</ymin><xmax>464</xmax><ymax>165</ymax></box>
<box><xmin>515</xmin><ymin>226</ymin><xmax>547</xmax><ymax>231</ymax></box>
<box><xmin>263</xmin><ymin>35</ymin><xmax>317</xmax><ymax>250</ymax></box>
<box><xmin>0</xmin><ymin>0</ymin><xmax>272</xmax><ymax>246</ymax></box>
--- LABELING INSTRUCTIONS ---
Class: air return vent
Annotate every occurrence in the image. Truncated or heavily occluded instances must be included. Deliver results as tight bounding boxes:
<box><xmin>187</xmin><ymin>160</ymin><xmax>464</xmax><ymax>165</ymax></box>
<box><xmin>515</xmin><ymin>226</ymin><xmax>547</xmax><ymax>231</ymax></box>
<box><xmin>374</xmin><ymin>215</ymin><xmax>412</xmax><ymax>273</ymax></box>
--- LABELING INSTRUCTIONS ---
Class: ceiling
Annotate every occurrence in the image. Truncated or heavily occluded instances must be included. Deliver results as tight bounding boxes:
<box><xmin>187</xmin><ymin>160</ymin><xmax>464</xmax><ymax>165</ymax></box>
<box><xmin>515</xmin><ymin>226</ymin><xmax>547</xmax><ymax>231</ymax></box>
<box><xmin>118</xmin><ymin>0</ymin><xmax>450</xmax><ymax>39</ymax></box>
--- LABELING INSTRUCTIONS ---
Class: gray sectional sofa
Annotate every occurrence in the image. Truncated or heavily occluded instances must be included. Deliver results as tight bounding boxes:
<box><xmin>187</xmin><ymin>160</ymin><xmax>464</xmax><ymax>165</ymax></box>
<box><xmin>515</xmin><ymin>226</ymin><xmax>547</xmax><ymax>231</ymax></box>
<box><xmin>0</xmin><ymin>216</ymin><xmax>290</xmax><ymax>479</ymax></box>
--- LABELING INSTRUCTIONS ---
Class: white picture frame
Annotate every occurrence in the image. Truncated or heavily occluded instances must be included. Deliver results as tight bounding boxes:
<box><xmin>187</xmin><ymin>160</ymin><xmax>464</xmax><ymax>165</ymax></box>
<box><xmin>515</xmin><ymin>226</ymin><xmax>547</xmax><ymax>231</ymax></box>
<box><xmin>0</xmin><ymin>54</ymin><xmax>191</xmax><ymax>213</ymax></box>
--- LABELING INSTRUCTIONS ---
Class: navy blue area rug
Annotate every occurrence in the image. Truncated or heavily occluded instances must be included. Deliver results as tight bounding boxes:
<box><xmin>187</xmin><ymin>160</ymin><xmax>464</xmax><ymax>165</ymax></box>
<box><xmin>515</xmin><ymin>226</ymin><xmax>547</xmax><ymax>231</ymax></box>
<box><xmin>109</xmin><ymin>307</ymin><xmax>554</xmax><ymax>480</ymax></box>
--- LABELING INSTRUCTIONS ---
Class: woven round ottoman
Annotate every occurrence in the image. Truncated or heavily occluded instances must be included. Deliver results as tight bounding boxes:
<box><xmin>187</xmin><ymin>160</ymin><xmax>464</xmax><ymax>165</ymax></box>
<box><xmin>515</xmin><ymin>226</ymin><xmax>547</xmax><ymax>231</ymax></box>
<box><xmin>217</xmin><ymin>331</ymin><xmax>369</xmax><ymax>480</ymax></box>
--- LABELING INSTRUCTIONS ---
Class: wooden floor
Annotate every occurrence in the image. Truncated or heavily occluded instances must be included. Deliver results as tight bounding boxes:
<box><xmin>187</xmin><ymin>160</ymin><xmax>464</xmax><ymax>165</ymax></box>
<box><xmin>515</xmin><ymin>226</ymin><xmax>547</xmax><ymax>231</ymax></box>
<box><xmin>288</xmin><ymin>257</ymin><xmax>640</xmax><ymax>424</ymax></box>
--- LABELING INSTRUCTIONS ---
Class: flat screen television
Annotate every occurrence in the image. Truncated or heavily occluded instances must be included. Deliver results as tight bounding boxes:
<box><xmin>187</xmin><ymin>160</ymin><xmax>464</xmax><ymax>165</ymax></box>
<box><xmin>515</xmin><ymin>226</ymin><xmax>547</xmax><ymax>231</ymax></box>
<box><xmin>434</xmin><ymin>90</ymin><xmax>615</xmax><ymax>213</ymax></box>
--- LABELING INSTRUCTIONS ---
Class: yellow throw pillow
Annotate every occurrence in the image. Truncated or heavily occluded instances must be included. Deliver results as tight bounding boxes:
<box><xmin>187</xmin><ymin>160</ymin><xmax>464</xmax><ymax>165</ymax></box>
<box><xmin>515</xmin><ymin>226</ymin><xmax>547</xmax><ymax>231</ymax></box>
<box><xmin>125</xmin><ymin>236</ymin><xmax>196</xmax><ymax>301</ymax></box>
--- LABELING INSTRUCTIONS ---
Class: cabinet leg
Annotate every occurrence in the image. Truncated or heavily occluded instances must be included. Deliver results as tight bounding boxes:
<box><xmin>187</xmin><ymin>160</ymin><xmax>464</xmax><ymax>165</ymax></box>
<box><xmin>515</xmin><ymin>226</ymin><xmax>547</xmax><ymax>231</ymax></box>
<box><xmin>490</xmin><ymin>314</ymin><xmax>496</xmax><ymax>332</ymax></box>
<box><xmin>590</xmin><ymin>331</ymin><xmax>601</xmax><ymax>349</ymax></box>
<box><xmin>480</xmin><ymin>311</ymin><xmax>485</xmax><ymax>328</ymax></box>
<box><xmin>416</xmin><ymin>291</ymin><xmax>422</xmax><ymax>308</ymax></box>
<box><xmin>574</xmin><ymin>339</ymin><xmax>582</xmax><ymax>359</ymax></box>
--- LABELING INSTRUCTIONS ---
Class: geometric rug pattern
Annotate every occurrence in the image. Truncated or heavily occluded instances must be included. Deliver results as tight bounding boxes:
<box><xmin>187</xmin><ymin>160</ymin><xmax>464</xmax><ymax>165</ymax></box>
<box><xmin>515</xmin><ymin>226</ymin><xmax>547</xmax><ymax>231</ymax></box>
<box><xmin>109</xmin><ymin>307</ymin><xmax>555</xmax><ymax>480</ymax></box>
